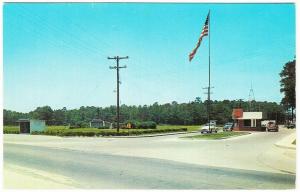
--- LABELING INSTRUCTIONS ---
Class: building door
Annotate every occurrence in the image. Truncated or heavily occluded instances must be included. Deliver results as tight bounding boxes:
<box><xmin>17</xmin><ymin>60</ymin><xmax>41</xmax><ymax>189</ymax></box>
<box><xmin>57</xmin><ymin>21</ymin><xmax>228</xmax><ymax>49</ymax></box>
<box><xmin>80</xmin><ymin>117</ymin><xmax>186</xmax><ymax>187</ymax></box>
<box><xmin>20</xmin><ymin>122</ymin><xmax>30</xmax><ymax>133</ymax></box>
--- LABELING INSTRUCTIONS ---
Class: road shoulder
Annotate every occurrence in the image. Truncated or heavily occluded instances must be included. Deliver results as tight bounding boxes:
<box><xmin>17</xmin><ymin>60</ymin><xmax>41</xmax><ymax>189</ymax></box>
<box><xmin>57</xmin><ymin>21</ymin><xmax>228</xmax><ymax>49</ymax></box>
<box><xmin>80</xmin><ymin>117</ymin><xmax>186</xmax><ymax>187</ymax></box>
<box><xmin>275</xmin><ymin>132</ymin><xmax>296</xmax><ymax>150</ymax></box>
<box><xmin>3</xmin><ymin>163</ymin><xmax>77</xmax><ymax>189</ymax></box>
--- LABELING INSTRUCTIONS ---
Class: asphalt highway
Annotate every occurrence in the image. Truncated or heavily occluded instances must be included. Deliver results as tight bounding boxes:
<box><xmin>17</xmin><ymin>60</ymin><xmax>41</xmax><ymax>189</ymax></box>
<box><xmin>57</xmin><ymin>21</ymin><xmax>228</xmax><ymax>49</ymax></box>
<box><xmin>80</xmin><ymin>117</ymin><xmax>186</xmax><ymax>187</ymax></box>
<box><xmin>4</xmin><ymin>141</ymin><xmax>295</xmax><ymax>189</ymax></box>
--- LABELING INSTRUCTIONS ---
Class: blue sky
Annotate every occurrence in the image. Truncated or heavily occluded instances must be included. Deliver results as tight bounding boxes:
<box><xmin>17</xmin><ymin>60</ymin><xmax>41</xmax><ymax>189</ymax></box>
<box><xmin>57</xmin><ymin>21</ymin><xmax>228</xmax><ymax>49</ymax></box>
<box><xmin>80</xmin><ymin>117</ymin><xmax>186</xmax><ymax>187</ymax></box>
<box><xmin>4</xmin><ymin>3</ymin><xmax>295</xmax><ymax>112</ymax></box>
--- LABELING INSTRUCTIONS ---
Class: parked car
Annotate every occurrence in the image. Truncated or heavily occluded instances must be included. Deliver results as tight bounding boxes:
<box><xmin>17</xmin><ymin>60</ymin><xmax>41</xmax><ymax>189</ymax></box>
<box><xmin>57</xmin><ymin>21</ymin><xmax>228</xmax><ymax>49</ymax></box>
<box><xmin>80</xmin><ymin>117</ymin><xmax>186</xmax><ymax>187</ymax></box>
<box><xmin>223</xmin><ymin>122</ymin><xmax>234</xmax><ymax>131</ymax></box>
<box><xmin>266</xmin><ymin>121</ymin><xmax>278</xmax><ymax>132</ymax></box>
<box><xmin>287</xmin><ymin>123</ymin><xmax>295</xmax><ymax>129</ymax></box>
<box><xmin>201</xmin><ymin>123</ymin><xmax>218</xmax><ymax>134</ymax></box>
<box><xmin>261</xmin><ymin>120</ymin><xmax>276</xmax><ymax>128</ymax></box>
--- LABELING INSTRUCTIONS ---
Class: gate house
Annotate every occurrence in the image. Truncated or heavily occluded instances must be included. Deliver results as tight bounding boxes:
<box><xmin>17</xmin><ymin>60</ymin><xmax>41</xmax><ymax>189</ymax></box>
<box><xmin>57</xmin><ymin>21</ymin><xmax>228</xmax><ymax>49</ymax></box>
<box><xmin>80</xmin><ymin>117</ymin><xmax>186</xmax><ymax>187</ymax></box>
<box><xmin>17</xmin><ymin>119</ymin><xmax>46</xmax><ymax>133</ymax></box>
<box><xmin>232</xmin><ymin>109</ymin><xmax>263</xmax><ymax>131</ymax></box>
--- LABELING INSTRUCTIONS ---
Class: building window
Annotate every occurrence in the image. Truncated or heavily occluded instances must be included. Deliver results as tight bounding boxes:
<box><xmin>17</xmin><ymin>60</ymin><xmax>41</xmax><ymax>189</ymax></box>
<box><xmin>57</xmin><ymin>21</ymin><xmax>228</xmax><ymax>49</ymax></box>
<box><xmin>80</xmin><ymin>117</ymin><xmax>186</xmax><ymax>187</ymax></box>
<box><xmin>244</xmin><ymin>119</ymin><xmax>251</xmax><ymax>127</ymax></box>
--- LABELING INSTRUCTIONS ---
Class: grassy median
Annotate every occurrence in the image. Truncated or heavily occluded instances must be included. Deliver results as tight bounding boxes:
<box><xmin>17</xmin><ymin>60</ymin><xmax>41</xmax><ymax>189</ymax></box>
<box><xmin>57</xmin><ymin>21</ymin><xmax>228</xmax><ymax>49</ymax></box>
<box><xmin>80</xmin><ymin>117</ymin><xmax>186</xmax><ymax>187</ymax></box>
<box><xmin>183</xmin><ymin>131</ymin><xmax>250</xmax><ymax>140</ymax></box>
<box><xmin>157</xmin><ymin>125</ymin><xmax>200</xmax><ymax>132</ymax></box>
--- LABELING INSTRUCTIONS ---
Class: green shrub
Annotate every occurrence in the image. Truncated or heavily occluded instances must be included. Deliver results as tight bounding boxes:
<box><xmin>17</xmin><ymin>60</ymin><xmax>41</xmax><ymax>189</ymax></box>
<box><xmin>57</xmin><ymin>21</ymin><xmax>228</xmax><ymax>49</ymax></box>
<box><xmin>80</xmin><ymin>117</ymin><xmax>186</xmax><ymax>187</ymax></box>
<box><xmin>99</xmin><ymin>126</ymin><xmax>110</xmax><ymax>129</ymax></box>
<box><xmin>122</xmin><ymin>121</ymin><xmax>157</xmax><ymax>129</ymax></box>
<box><xmin>69</xmin><ymin>125</ymin><xmax>80</xmax><ymax>129</ymax></box>
<box><xmin>3</xmin><ymin>126</ymin><xmax>20</xmax><ymax>134</ymax></box>
<box><xmin>27</xmin><ymin>127</ymin><xmax>187</xmax><ymax>137</ymax></box>
<box><xmin>31</xmin><ymin>131</ymin><xmax>44</xmax><ymax>135</ymax></box>
<box><xmin>3</xmin><ymin>130</ymin><xmax>20</xmax><ymax>134</ymax></box>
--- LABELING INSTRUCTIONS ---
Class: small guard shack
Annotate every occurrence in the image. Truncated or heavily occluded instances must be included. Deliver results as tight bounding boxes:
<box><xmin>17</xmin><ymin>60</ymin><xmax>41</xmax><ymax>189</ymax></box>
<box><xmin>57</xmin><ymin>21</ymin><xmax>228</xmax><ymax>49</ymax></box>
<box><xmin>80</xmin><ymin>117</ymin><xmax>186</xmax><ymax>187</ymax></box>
<box><xmin>17</xmin><ymin>119</ymin><xmax>46</xmax><ymax>133</ymax></box>
<box><xmin>90</xmin><ymin>119</ymin><xmax>104</xmax><ymax>128</ymax></box>
<box><xmin>90</xmin><ymin>119</ymin><xmax>113</xmax><ymax>129</ymax></box>
<box><xmin>232</xmin><ymin>109</ymin><xmax>263</xmax><ymax>131</ymax></box>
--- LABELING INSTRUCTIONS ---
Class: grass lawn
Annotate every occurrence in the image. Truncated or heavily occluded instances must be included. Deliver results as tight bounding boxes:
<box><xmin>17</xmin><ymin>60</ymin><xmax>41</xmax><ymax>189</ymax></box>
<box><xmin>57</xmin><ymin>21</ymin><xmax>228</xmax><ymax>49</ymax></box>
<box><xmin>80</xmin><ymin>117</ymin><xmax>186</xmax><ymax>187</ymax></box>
<box><xmin>157</xmin><ymin>125</ymin><xmax>200</xmax><ymax>132</ymax></box>
<box><xmin>182</xmin><ymin>131</ymin><xmax>250</xmax><ymax>140</ymax></box>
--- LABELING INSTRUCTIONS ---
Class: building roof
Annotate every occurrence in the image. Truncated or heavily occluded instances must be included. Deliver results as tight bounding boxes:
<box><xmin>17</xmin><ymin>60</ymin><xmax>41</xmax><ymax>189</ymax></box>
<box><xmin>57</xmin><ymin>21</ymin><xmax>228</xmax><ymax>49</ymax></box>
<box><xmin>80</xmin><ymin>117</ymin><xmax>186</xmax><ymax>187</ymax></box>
<box><xmin>16</xmin><ymin>119</ymin><xmax>45</xmax><ymax>123</ymax></box>
<box><xmin>238</xmin><ymin>112</ymin><xmax>262</xmax><ymax>120</ymax></box>
<box><xmin>16</xmin><ymin>119</ymin><xmax>30</xmax><ymax>122</ymax></box>
<box><xmin>90</xmin><ymin>119</ymin><xmax>103</xmax><ymax>123</ymax></box>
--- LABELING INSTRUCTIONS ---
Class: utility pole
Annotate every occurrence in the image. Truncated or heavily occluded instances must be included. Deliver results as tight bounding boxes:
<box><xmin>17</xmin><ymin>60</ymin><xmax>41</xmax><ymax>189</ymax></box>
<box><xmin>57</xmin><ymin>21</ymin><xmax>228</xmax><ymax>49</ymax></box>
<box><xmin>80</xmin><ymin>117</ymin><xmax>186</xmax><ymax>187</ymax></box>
<box><xmin>108</xmin><ymin>56</ymin><xmax>128</xmax><ymax>133</ymax></box>
<box><xmin>97</xmin><ymin>107</ymin><xmax>101</xmax><ymax>119</ymax></box>
<box><xmin>238</xmin><ymin>99</ymin><xmax>243</xmax><ymax>108</ymax></box>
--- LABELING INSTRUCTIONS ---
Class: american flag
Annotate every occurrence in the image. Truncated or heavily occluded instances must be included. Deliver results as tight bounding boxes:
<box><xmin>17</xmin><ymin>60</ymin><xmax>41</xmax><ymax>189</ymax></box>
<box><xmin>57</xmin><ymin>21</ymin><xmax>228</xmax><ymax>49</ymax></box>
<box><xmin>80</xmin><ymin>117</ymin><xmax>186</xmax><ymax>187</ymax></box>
<box><xmin>189</xmin><ymin>13</ymin><xmax>209</xmax><ymax>62</ymax></box>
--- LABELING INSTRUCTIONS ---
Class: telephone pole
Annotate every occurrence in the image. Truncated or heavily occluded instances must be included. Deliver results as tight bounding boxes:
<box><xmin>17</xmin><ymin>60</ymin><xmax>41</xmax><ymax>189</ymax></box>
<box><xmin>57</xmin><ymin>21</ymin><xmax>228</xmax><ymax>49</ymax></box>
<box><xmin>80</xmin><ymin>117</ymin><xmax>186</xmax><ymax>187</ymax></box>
<box><xmin>238</xmin><ymin>99</ymin><xmax>243</xmax><ymax>108</ymax></box>
<box><xmin>108</xmin><ymin>56</ymin><xmax>128</xmax><ymax>133</ymax></box>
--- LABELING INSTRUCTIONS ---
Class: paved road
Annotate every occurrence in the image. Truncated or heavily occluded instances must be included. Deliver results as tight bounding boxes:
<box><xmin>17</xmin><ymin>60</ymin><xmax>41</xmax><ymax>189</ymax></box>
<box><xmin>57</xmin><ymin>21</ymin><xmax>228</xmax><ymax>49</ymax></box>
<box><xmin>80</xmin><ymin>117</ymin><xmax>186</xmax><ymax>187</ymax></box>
<box><xmin>3</xmin><ymin>127</ymin><xmax>296</xmax><ymax>189</ymax></box>
<box><xmin>4</xmin><ymin>143</ymin><xmax>295</xmax><ymax>189</ymax></box>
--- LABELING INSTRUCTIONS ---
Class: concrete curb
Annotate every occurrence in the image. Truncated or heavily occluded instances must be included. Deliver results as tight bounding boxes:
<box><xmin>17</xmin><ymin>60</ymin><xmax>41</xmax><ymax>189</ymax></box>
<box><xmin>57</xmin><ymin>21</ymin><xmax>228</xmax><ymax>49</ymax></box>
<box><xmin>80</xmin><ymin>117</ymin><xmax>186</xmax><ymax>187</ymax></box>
<box><xmin>102</xmin><ymin>131</ymin><xmax>199</xmax><ymax>138</ymax></box>
<box><xmin>274</xmin><ymin>132</ymin><xmax>296</xmax><ymax>150</ymax></box>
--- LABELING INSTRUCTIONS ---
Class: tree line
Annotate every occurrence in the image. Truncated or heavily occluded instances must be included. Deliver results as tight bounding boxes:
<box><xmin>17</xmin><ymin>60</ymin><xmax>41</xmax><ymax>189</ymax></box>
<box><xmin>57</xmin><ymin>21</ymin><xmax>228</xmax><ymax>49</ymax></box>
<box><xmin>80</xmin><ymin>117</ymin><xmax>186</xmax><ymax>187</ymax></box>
<box><xmin>4</xmin><ymin>58</ymin><xmax>295</xmax><ymax>127</ymax></box>
<box><xmin>280</xmin><ymin>58</ymin><xmax>296</xmax><ymax>122</ymax></box>
<box><xmin>4</xmin><ymin>99</ymin><xmax>287</xmax><ymax>126</ymax></box>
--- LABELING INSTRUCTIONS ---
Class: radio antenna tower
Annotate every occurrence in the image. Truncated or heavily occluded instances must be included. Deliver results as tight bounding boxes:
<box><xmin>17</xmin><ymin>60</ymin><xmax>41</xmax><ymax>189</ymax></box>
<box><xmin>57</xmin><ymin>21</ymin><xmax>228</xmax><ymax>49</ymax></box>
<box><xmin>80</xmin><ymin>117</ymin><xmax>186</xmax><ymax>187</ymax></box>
<box><xmin>248</xmin><ymin>82</ymin><xmax>255</xmax><ymax>111</ymax></box>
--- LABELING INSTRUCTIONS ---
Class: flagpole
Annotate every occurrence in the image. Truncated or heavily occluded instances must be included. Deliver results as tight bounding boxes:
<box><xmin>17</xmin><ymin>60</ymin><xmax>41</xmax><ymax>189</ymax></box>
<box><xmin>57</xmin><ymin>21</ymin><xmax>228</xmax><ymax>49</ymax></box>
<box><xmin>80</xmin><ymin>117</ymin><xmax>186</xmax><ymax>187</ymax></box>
<box><xmin>208</xmin><ymin>10</ymin><xmax>211</xmax><ymax>133</ymax></box>
<box><xmin>189</xmin><ymin>11</ymin><xmax>212</xmax><ymax>132</ymax></box>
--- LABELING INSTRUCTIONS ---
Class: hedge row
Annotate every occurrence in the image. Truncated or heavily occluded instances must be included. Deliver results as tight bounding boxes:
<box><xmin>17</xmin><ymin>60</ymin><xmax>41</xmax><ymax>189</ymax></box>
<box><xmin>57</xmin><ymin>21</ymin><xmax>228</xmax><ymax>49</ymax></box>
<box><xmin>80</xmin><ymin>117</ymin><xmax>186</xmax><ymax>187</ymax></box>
<box><xmin>3</xmin><ymin>130</ymin><xmax>20</xmax><ymax>134</ymax></box>
<box><xmin>31</xmin><ymin>128</ymin><xmax>187</xmax><ymax>137</ymax></box>
<box><xmin>125</xmin><ymin>121</ymin><xmax>157</xmax><ymax>129</ymax></box>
